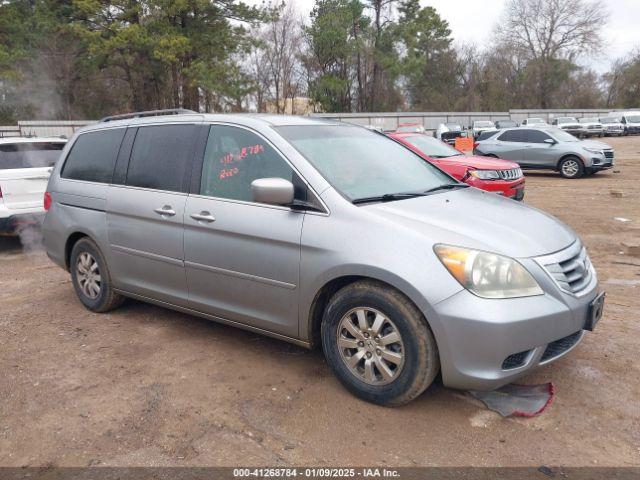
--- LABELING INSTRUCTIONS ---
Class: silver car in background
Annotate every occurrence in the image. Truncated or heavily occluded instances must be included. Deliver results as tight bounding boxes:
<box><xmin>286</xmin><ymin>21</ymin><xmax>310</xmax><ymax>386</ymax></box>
<box><xmin>551</xmin><ymin>116</ymin><xmax>583</xmax><ymax>137</ymax></box>
<box><xmin>578</xmin><ymin>117</ymin><xmax>604</xmax><ymax>137</ymax></box>
<box><xmin>521</xmin><ymin>117</ymin><xmax>549</xmax><ymax>127</ymax></box>
<box><xmin>42</xmin><ymin>112</ymin><xmax>604</xmax><ymax>406</ymax></box>
<box><xmin>470</xmin><ymin>120</ymin><xmax>497</xmax><ymax>139</ymax></box>
<box><xmin>475</xmin><ymin>127</ymin><xmax>614</xmax><ymax>178</ymax></box>
<box><xmin>599</xmin><ymin>116</ymin><xmax>624</xmax><ymax>136</ymax></box>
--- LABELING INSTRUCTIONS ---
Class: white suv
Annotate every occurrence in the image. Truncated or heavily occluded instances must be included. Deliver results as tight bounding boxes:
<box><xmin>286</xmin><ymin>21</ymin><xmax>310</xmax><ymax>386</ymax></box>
<box><xmin>0</xmin><ymin>137</ymin><xmax>67</xmax><ymax>234</ymax></box>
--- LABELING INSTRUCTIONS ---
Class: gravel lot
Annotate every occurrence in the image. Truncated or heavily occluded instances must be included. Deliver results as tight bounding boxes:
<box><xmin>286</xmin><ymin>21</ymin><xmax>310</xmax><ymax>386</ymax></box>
<box><xmin>1</xmin><ymin>136</ymin><xmax>639</xmax><ymax>468</ymax></box>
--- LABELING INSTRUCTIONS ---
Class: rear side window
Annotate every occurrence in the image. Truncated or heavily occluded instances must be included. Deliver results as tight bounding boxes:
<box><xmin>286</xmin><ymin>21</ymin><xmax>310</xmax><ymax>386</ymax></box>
<box><xmin>62</xmin><ymin>129</ymin><xmax>125</xmax><ymax>183</ymax></box>
<box><xmin>0</xmin><ymin>142</ymin><xmax>65</xmax><ymax>170</ymax></box>
<box><xmin>199</xmin><ymin>125</ymin><xmax>295</xmax><ymax>202</ymax></box>
<box><xmin>498</xmin><ymin>130</ymin><xmax>527</xmax><ymax>142</ymax></box>
<box><xmin>526</xmin><ymin>130</ymin><xmax>552</xmax><ymax>143</ymax></box>
<box><xmin>126</xmin><ymin>124</ymin><xmax>198</xmax><ymax>192</ymax></box>
<box><xmin>477</xmin><ymin>131</ymin><xmax>499</xmax><ymax>141</ymax></box>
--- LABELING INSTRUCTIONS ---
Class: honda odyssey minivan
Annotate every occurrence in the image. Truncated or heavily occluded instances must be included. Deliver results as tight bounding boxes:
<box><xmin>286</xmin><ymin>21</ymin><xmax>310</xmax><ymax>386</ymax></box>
<box><xmin>42</xmin><ymin>111</ymin><xmax>604</xmax><ymax>406</ymax></box>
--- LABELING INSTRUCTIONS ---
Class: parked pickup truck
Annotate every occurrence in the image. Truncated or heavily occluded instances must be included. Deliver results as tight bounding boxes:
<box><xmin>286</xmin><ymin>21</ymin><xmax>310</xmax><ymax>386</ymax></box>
<box><xmin>0</xmin><ymin>137</ymin><xmax>67</xmax><ymax>234</ymax></box>
<box><xmin>551</xmin><ymin>117</ymin><xmax>583</xmax><ymax>137</ymax></box>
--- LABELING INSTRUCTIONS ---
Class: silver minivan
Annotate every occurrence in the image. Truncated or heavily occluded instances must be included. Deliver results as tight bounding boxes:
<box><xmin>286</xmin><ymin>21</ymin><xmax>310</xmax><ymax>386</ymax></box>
<box><xmin>43</xmin><ymin>111</ymin><xmax>604</xmax><ymax>405</ymax></box>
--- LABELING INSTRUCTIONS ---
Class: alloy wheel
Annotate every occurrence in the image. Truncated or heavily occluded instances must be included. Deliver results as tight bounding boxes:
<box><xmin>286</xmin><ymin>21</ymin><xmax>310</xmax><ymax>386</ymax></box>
<box><xmin>76</xmin><ymin>252</ymin><xmax>101</xmax><ymax>299</ymax></box>
<box><xmin>562</xmin><ymin>159</ymin><xmax>580</xmax><ymax>177</ymax></box>
<box><xmin>337</xmin><ymin>307</ymin><xmax>405</xmax><ymax>385</ymax></box>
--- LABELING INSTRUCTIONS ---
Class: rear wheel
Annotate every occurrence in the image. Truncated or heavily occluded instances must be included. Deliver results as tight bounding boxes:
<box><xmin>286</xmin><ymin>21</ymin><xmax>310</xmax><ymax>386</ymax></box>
<box><xmin>559</xmin><ymin>156</ymin><xmax>585</xmax><ymax>179</ymax></box>
<box><xmin>70</xmin><ymin>237</ymin><xmax>124</xmax><ymax>312</ymax></box>
<box><xmin>321</xmin><ymin>280</ymin><xmax>439</xmax><ymax>406</ymax></box>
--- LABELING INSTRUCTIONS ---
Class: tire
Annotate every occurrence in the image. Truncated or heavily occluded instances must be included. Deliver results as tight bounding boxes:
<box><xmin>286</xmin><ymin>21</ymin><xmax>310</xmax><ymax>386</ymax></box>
<box><xmin>70</xmin><ymin>237</ymin><xmax>124</xmax><ymax>312</ymax></box>
<box><xmin>558</xmin><ymin>156</ymin><xmax>585</xmax><ymax>179</ymax></box>
<box><xmin>321</xmin><ymin>280</ymin><xmax>439</xmax><ymax>406</ymax></box>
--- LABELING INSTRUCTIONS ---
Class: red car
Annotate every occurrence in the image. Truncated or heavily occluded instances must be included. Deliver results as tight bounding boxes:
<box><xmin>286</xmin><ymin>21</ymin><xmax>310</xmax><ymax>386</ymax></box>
<box><xmin>389</xmin><ymin>132</ymin><xmax>525</xmax><ymax>201</ymax></box>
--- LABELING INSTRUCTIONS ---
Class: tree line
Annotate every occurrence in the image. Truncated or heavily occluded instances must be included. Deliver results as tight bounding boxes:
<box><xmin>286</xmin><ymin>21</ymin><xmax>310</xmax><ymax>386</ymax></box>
<box><xmin>0</xmin><ymin>0</ymin><xmax>638</xmax><ymax>123</ymax></box>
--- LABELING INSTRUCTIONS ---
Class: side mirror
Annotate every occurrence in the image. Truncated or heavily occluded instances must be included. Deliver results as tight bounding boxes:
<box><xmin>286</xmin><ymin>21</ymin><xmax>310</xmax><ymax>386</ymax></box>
<box><xmin>544</xmin><ymin>138</ymin><xmax>556</xmax><ymax>145</ymax></box>
<box><xmin>251</xmin><ymin>178</ymin><xmax>294</xmax><ymax>206</ymax></box>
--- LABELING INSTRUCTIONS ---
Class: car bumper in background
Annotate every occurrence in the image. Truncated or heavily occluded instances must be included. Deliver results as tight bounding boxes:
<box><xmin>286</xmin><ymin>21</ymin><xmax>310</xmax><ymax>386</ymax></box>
<box><xmin>0</xmin><ymin>211</ymin><xmax>45</xmax><ymax>235</ymax></box>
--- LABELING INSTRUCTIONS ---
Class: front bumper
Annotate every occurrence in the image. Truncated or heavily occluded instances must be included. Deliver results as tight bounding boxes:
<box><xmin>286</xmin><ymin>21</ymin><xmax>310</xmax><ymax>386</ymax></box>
<box><xmin>466</xmin><ymin>178</ymin><xmax>525</xmax><ymax>201</ymax></box>
<box><xmin>0</xmin><ymin>212</ymin><xmax>45</xmax><ymax>235</ymax></box>
<box><xmin>430</xmin><ymin>254</ymin><xmax>599</xmax><ymax>391</ymax></box>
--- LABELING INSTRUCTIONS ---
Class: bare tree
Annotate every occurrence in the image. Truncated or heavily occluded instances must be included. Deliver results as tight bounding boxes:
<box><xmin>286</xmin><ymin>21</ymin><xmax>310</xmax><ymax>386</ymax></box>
<box><xmin>496</xmin><ymin>0</ymin><xmax>608</xmax><ymax>108</ymax></box>
<box><xmin>257</xmin><ymin>2</ymin><xmax>305</xmax><ymax>114</ymax></box>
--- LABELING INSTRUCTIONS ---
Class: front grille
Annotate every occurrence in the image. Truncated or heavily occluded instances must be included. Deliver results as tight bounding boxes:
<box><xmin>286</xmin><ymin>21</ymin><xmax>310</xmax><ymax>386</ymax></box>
<box><xmin>498</xmin><ymin>168</ymin><xmax>523</xmax><ymax>180</ymax></box>
<box><xmin>539</xmin><ymin>244</ymin><xmax>593</xmax><ymax>294</ymax></box>
<box><xmin>541</xmin><ymin>331</ymin><xmax>582</xmax><ymax>362</ymax></box>
<box><xmin>588</xmin><ymin>125</ymin><xmax>600</xmax><ymax>130</ymax></box>
<box><xmin>502</xmin><ymin>350</ymin><xmax>531</xmax><ymax>370</ymax></box>
<box><xmin>603</xmin><ymin>150</ymin><xmax>614</xmax><ymax>159</ymax></box>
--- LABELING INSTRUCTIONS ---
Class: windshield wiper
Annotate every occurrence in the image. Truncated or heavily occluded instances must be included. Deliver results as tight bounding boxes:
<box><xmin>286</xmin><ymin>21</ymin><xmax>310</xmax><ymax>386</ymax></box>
<box><xmin>423</xmin><ymin>183</ymin><xmax>469</xmax><ymax>193</ymax></box>
<box><xmin>352</xmin><ymin>192</ymin><xmax>428</xmax><ymax>204</ymax></box>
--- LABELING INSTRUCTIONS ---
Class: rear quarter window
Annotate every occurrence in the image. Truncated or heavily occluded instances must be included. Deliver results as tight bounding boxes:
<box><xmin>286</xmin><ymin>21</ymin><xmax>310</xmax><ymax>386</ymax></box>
<box><xmin>61</xmin><ymin>129</ymin><xmax>126</xmax><ymax>183</ymax></box>
<box><xmin>0</xmin><ymin>142</ymin><xmax>65</xmax><ymax>169</ymax></box>
<box><xmin>477</xmin><ymin>131</ymin><xmax>499</xmax><ymax>141</ymax></box>
<box><xmin>497</xmin><ymin>130</ymin><xmax>527</xmax><ymax>142</ymax></box>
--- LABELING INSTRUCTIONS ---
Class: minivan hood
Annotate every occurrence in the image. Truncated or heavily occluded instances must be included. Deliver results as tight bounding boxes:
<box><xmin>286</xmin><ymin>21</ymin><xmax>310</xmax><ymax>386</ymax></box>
<box><xmin>363</xmin><ymin>188</ymin><xmax>576</xmax><ymax>258</ymax></box>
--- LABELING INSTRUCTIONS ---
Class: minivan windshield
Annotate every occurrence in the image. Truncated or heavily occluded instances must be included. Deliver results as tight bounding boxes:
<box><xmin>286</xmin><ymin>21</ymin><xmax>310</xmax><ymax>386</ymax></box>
<box><xmin>276</xmin><ymin>125</ymin><xmax>456</xmax><ymax>202</ymax></box>
<box><xmin>600</xmin><ymin>117</ymin><xmax>618</xmax><ymax>124</ymax></box>
<box><xmin>626</xmin><ymin>115</ymin><xmax>640</xmax><ymax>122</ymax></box>
<box><xmin>474</xmin><ymin>121</ymin><xmax>494</xmax><ymax>127</ymax></box>
<box><xmin>556</xmin><ymin>117</ymin><xmax>577</xmax><ymax>123</ymax></box>
<box><xmin>401</xmin><ymin>134</ymin><xmax>463</xmax><ymax>158</ymax></box>
<box><xmin>579</xmin><ymin>118</ymin><xmax>599</xmax><ymax>123</ymax></box>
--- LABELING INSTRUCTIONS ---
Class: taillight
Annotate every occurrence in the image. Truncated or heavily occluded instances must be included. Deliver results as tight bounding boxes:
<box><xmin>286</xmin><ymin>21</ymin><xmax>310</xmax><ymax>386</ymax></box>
<box><xmin>473</xmin><ymin>142</ymin><xmax>479</xmax><ymax>149</ymax></box>
<box><xmin>44</xmin><ymin>191</ymin><xmax>52</xmax><ymax>211</ymax></box>
<box><xmin>0</xmin><ymin>185</ymin><xmax>3</xmax><ymax>199</ymax></box>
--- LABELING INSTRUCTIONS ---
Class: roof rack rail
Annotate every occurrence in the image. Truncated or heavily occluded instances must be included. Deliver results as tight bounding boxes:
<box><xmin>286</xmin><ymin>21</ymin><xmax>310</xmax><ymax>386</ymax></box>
<box><xmin>100</xmin><ymin>108</ymin><xmax>197</xmax><ymax>123</ymax></box>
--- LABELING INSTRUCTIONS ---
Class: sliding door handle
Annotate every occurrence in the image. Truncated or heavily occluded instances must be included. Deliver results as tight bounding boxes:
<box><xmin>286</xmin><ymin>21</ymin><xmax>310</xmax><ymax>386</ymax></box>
<box><xmin>154</xmin><ymin>206</ymin><xmax>176</xmax><ymax>216</ymax></box>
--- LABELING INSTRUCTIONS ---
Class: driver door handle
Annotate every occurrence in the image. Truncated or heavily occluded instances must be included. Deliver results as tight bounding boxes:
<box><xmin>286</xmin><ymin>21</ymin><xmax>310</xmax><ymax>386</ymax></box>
<box><xmin>190</xmin><ymin>211</ymin><xmax>216</xmax><ymax>223</ymax></box>
<box><xmin>154</xmin><ymin>206</ymin><xmax>176</xmax><ymax>216</ymax></box>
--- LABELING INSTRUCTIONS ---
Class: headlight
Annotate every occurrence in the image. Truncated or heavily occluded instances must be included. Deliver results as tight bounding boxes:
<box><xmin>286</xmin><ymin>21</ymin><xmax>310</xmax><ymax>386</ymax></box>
<box><xmin>584</xmin><ymin>147</ymin><xmax>603</xmax><ymax>155</ymax></box>
<box><xmin>468</xmin><ymin>169</ymin><xmax>500</xmax><ymax>180</ymax></box>
<box><xmin>434</xmin><ymin>245</ymin><xmax>544</xmax><ymax>299</ymax></box>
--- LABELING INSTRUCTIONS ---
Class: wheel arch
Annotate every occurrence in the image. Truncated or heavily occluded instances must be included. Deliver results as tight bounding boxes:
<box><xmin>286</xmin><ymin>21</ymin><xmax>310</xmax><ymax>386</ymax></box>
<box><xmin>305</xmin><ymin>270</ymin><xmax>435</xmax><ymax>350</ymax></box>
<box><xmin>64</xmin><ymin>231</ymin><xmax>91</xmax><ymax>270</ymax></box>
<box><xmin>556</xmin><ymin>153</ymin><xmax>584</xmax><ymax>171</ymax></box>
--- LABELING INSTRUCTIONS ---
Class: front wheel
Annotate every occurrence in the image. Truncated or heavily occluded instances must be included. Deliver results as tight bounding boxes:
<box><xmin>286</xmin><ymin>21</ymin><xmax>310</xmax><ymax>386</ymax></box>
<box><xmin>321</xmin><ymin>280</ymin><xmax>439</xmax><ymax>406</ymax></box>
<box><xmin>559</xmin><ymin>156</ymin><xmax>585</xmax><ymax>179</ymax></box>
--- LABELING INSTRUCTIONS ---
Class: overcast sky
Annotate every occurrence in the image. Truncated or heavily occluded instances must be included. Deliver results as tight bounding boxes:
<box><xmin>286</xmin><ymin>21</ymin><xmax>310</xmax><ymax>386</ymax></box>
<box><xmin>264</xmin><ymin>0</ymin><xmax>640</xmax><ymax>73</ymax></box>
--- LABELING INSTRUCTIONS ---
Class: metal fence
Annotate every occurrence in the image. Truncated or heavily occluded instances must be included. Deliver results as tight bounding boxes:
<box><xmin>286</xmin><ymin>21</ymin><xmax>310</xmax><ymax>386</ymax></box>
<box><xmin>311</xmin><ymin>109</ymin><xmax>623</xmax><ymax>131</ymax></box>
<box><xmin>1</xmin><ymin>108</ymin><xmax>638</xmax><ymax>138</ymax></box>
<box><xmin>0</xmin><ymin>120</ymin><xmax>94</xmax><ymax>139</ymax></box>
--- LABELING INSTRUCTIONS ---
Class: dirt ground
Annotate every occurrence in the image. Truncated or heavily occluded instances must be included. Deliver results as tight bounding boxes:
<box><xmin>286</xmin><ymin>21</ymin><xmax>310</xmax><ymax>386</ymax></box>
<box><xmin>0</xmin><ymin>136</ymin><xmax>639</xmax><ymax>468</ymax></box>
